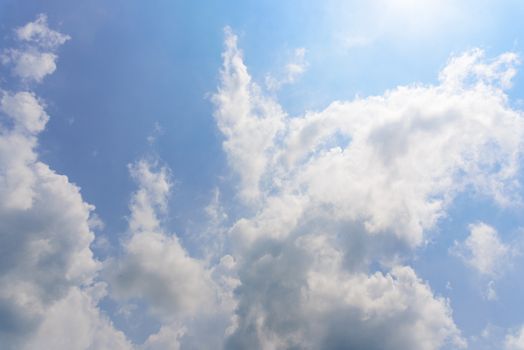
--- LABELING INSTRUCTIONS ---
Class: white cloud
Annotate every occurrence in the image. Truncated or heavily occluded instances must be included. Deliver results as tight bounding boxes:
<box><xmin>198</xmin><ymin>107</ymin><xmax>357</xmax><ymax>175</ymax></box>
<box><xmin>0</xmin><ymin>91</ymin><xmax>50</xmax><ymax>211</ymax></box>
<box><xmin>3</xmin><ymin>15</ymin><xmax>524</xmax><ymax>350</ymax></box>
<box><xmin>1</xmin><ymin>91</ymin><xmax>49</xmax><ymax>134</ymax></box>
<box><xmin>106</xmin><ymin>230</ymin><xmax>213</xmax><ymax>318</ymax></box>
<box><xmin>141</xmin><ymin>324</ymin><xmax>185</xmax><ymax>350</ymax></box>
<box><xmin>105</xmin><ymin>159</ymin><xmax>241</xmax><ymax>349</ymax></box>
<box><xmin>212</xmin><ymin>28</ymin><xmax>286</xmax><ymax>202</ymax></box>
<box><xmin>2</xmin><ymin>49</ymin><xmax>59</xmax><ymax>83</ymax></box>
<box><xmin>127</xmin><ymin>160</ymin><xmax>172</xmax><ymax>233</ymax></box>
<box><xmin>212</xmin><ymin>28</ymin><xmax>524</xmax><ymax>350</ymax></box>
<box><xmin>452</xmin><ymin>223</ymin><xmax>511</xmax><ymax>277</ymax></box>
<box><xmin>0</xmin><ymin>16</ymin><xmax>130</xmax><ymax>350</ymax></box>
<box><xmin>15</xmin><ymin>14</ymin><xmax>70</xmax><ymax>49</ymax></box>
<box><xmin>1</xmin><ymin>14</ymin><xmax>69</xmax><ymax>83</ymax></box>
<box><xmin>439</xmin><ymin>49</ymin><xmax>519</xmax><ymax>90</ymax></box>
<box><xmin>506</xmin><ymin>326</ymin><xmax>524</xmax><ymax>350</ymax></box>
<box><xmin>216</xmin><ymin>33</ymin><xmax>524</xmax><ymax>247</ymax></box>
<box><xmin>265</xmin><ymin>48</ymin><xmax>308</xmax><ymax>91</ymax></box>
<box><xmin>23</xmin><ymin>286</ymin><xmax>131</xmax><ymax>350</ymax></box>
<box><xmin>226</xmin><ymin>232</ymin><xmax>465</xmax><ymax>349</ymax></box>
<box><xmin>106</xmin><ymin>160</ymin><xmax>213</xmax><ymax>319</ymax></box>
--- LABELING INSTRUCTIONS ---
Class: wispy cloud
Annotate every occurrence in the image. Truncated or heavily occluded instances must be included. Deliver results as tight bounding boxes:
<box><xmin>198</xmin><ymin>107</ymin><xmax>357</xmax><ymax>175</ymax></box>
<box><xmin>265</xmin><ymin>48</ymin><xmax>309</xmax><ymax>91</ymax></box>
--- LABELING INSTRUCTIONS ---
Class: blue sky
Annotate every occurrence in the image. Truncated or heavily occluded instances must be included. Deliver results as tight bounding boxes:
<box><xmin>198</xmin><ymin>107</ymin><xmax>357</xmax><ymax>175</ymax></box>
<box><xmin>2</xmin><ymin>1</ymin><xmax>524</xmax><ymax>349</ymax></box>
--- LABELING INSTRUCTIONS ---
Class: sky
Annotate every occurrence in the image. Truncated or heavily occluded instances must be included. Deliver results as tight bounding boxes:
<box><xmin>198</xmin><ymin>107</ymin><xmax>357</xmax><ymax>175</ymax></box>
<box><xmin>2</xmin><ymin>1</ymin><xmax>524</xmax><ymax>349</ymax></box>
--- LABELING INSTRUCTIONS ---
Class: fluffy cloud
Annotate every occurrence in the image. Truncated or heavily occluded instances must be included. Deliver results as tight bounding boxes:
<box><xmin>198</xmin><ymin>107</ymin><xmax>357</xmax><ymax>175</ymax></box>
<box><xmin>214</xmin><ymin>30</ymin><xmax>523</xmax><ymax>247</ymax></box>
<box><xmin>226</xmin><ymin>234</ymin><xmax>465</xmax><ymax>350</ymax></box>
<box><xmin>212</xmin><ymin>27</ymin><xmax>286</xmax><ymax>202</ymax></box>
<box><xmin>15</xmin><ymin>14</ymin><xmax>70</xmax><ymax>49</ymax></box>
<box><xmin>105</xmin><ymin>160</ymin><xmax>241</xmax><ymax>349</ymax></box>
<box><xmin>23</xmin><ymin>286</ymin><xmax>131</xmax><ymax>350</ymax></box>
<box><xmin>1</xmin><ymin>14</ymin><xmax>70</xmax><ymax>82</ymax></box>
<box><xmin>3</xmin><ymin>14</ymin><xmax>524</xmax><ymax>350</ymax></box>
<box><xmin>1</xmin><ymin>91</ymin><xmax>49</xmax><ymax>134</ymax></box>
<box><xmin>0</xmin><ymin>16</ymin><xmax>130</xmax><ymax>350</ymax></box>
<box><xmin>451</xmin><ymin>222</ymin><xmax>511</xmax><ymax>277</ymax></box>
<box><xmin>106</xmin><ymin>160</ymin><xmax>214</xmax><ymax>318</ymax></box>
<box><xmin>212</xmin><ymin>29</ymin><xmax>524</xmax><ymax>349</ymax></box>
<box><xmin>103</xmin><ymin>159</ymin><xmax>236</xmax><ymax>349</ymax></box>
<box><xmin>450</xmin><ymin>222</ymin><xmax>515</xmax><ymax>301</ymax></box>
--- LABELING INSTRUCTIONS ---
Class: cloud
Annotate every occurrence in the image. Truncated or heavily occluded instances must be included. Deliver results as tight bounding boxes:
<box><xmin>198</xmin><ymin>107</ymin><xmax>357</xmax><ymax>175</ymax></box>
<box><xmin>2</xmin><ymin>50</ymin><xmax>59</xmax><ymax>83</ymax></box>
<box><xmin>106</xmin><ymin>160</ymin><xmax>214</xmax><ymax>319</ymax></box>
<box><xmin>226</xmin><ymin>235</ymin><xmax>465</xmax><ymax>349</ymax></box>
<box><xmin>23</xmin><ymin>286</ymin><xmax>131</xmax><ymax>350</ymax></box>
<box><xmin>506</xmin><ymin>326</ymin><xmax>524</xmax><ymax>350</ymax></box>
<box><xmin>1</xmin><ymin>91</ymin><xmax>49</xmax><ymax>134</ymax></box>
<box><xmin>211</xmin><ymin>27</ymin><xmax>524</xmax><ymax>349</ymax></box>
<box><xmin>265</xmin><ymin>48</ymin><xmax>308</xmax><ymax>91</ymax></box>
<box><xmin>1</xmin><ymin>14</ymin><xmax>70</xmax><ymax>82</ymax></box>
<box><xmin>141</xmin><ymin>324</ymin><xmax>185</xmax><ymax>350</ymax></box>
<box><xmin>439</xmin><ymin>49</ymin><xmax>519</xmax><ymax>90</ymax></box>
<box><xmin>0</xmin><ymin>16</ymin><xmax>130</xmax><ymax>350</ymax></box>
<box><xmin>215</xmin><ymin>31</ymin><xmax>524</xmax><ymax>248</ymax></box>
<box><xmin>451</xmin><ymin>223</ymin><xmax>511</xmax><ymax>277</ymax></box>
<box><xmin>0</xmin><ymin>92</ymin><xmax>44</xmax><ymax>211</ymax></box>
<box><xmin>209</xmin><ymin>28</ymin><xmax>524</xmax><ymax>349</ymax></box>
<box><xmin>212</xmin><ymin>27</ymin><xmax>286</xmax><ymax>203</ymax></box>
<box><xmin>2</xmin><ymin>15</ymin><xmax>524</xmax><ymax>349</ymax></box>
<box><xmin>105</xmin><ymin>160</ymin><xmax>239</xmax><ymax>349</ymax></box>
<box><xmin>15</xmin><ymin>14</ymin><xmax>70</xmax><ymax>49</ymax></box>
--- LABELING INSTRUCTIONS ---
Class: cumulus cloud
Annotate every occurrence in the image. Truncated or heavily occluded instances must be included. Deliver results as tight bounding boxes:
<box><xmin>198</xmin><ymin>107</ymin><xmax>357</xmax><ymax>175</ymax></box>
<box><xmin>212</xmin><ymin>27</ymin><xmax>286</xmax><ymax>202</ymax></box>
<box><xmin>3</xmin><ymin>14</ymin><xmax>524</xmax><ymax>350</ymax></box>
<box><xmin>106</xmin><ymin>160</ymin><xmax>214</xmax><ymax>319</ymax></box>
<box><xmin>1</xmin><ymin>91</ymin><xmax>49</xmax><ymax>134</ymax></box>
<box><xmin>212</xmin><ymin>29</ymin><xmax>524</xmax><ymax>349</ymax></box>
<box><xmin>451</xmin><ymin>222</ymin><xmax>511</xmax><ymax>277</ymax></box>
<box><xmin>105</xmin><ymin>160</ymin><xmax>239</xmax><ymax>348</ymax></box>
<box><xmin>23</xmin><ymin>286</ymin><xmax>131</xmax><ymax>350</ymax></box>
<box><xmin>450</xmin><ymin>223</ymin><xmax>516</xmax><ymax>301</ymax></box>
<box><xmin>214</xmin><ymin>30</ymin><xmax>524</xmax><ymax>247</ymax></box>
<box><xmin>0</xmin><ymin>92</ymin><xmax>45</xmax><ymax>210</ymax></box>
<box><xmin>1</xmin><ymin>14</ymin><xmax>70</xmax><ymax>82</ymax></box>
<box><xmin>226</xmin><ymin>235</ymin><xmax>465</xmax><ymax>350</ymax></box>
<box><xmin>0</xmin><ymin>16</ymin><xmax>129</xmax><ymax>350</ymax></box>
<box><xmin>15</xmin><ymin>14</ymin><xmax>70</xmax><ymax>49</ymax></box>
